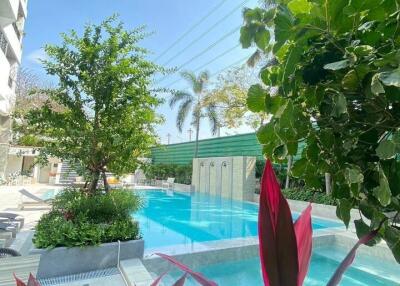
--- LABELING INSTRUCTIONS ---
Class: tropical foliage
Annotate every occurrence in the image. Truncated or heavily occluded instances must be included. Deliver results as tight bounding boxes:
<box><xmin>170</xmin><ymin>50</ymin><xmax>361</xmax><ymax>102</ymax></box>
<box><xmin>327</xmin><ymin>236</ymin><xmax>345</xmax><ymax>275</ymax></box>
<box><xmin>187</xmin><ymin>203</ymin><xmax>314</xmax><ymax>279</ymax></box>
<box><xmin>282</xmin><ymin>188</ymin><xmax>336</xmax><ymax>206</ymax></box>
<box><xmin>22</xmin><ymin>16</ymin><xmax>163</xmax><ymax>193</ymax></box>
<box><xmin>240</xmin><ymin>0</ymin><xmax>400</xmax><ymax>262</ymax></box>
<box><xmin>144</xmin><ymin>163</ymin><xmax>192</xmax><ymax>185</ymax></box>
<box><xmin>33</xmin><ymin>189</ymin><xmax>141</xmax><ymax>248</ymax></box>
<box><xmin>169</xmin><ymin>71</ymin><xmax>219</xmax><ymax>157</ymax></box>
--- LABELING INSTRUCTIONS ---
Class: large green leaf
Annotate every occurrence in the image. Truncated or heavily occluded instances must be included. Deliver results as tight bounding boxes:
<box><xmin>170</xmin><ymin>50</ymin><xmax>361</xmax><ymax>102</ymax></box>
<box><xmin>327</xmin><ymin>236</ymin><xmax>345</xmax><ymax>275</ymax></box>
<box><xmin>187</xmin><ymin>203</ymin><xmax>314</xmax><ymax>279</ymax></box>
<box><xmin>354</xmin><ymin>219</ymin><xmax>381</xmax><ymax>246</ymax></box>
<box><xmin>336</xmin><ymin>199</ymin><xmax>352</xmax><ymax>228</ymax></box>
<box><xmin>371</xmin><ymin>73</ymin><xmax>385</xmax><ymax>95</ymax></box>
<box><xmin>344</xmin><ymin>166</ymin><xmax>364</xmax><ymax>184</ymax></box>
<box><xmin>331</xmin><ymin>92</ymin><xmax>348</xmax><ymax>117</ymax></box>
<box><xmin>288</xmin><ymin>0</ymin><xmax>313</xmax><ymax>15</ymax></box>
<box><xmin>376</xmin><ymin>140</ymin><xmax>398</xmax><ymax>159</ymax></box>
<box><xmin>281</xmin><ymin>44</ymin><xmax>302</xmax><ymax>95</ymax></box>
<box><xmin>274</xmin><ymin>5</ymin><xmax>295</xmax><ymax>53</ymax></box>
<box><xmin>373</xmin><ymin>167</ymin><xmax>392</xmax><ymax>207</ymax></box>
<box><xmin>255</xmin><ymin>28</ymin><xmax>270</xmax><ymax>50</ymax></box>
<box><xmin>247</xmin><ymin>84</ymin><xmax>266</xmax><ymax>112</ymax></box>
<box><xmin>379</xmin><ymin>68</ymin><xmax>400</xmax><ymax>87</ymax></box>
<box><xmin>342</xmin><ymin>70</ymin><xmax>359</xmax><ymax>91</ymax></box>
<box><xmin>291</xmin><ymin>158</ymin><xmax>307</xmax><ymax>177</ymax></box>
<box><xmin>240</xmin><ymin>26</ymin><xmax>252</xmax><ymax>48</ymax></box>
<box><xmin>265</xmin><ymin>95</ymin><xmax>286</xmax><ymax>116</ymax></box>
<box><xmin>257</xmin><ymin>123</ymin><xmax>274</xmax><ymax>144</ymax></box>
<box><xmin>384</xmin><ymin>226</ymin><xmax>400</xmax><ymax>263</ymax></box>
<box><xmin>324</xmin><ymin>60</ymin><xmax>350</xmax><ymax>70</ymax></box>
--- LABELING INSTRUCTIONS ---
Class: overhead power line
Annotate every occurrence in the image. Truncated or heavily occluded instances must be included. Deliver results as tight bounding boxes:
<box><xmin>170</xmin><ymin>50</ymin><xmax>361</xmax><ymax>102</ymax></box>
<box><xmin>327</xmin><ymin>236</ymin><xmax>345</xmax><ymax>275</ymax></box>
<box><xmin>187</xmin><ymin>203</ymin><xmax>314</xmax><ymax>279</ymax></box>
<box><xmin>165</xmin><ymin>53</ymin><xmax>250</xmax><ymax>89</ymax></box>
<box><xmin>162</xmin><ymin>0</ymin><xmax>250</xmax><ymax>66</ymax></box>
<box><xmin>154</xmin><ymin>0</ymin><xmax>228</xmax><ymax>62</ymax></box>
<box><xmin>210</xmin><ymin>54</ymin><xmax>249</xmax><ymax>77</ymax></box>
<box><xmin>193</xmin><ymin>43</ymin><xmax>240</xmax><ymax>73</ymax></box>
<box><xmin>157</xmin><ymin>24</ymin><xmax>242</xmax><ymax>84</ymax></box>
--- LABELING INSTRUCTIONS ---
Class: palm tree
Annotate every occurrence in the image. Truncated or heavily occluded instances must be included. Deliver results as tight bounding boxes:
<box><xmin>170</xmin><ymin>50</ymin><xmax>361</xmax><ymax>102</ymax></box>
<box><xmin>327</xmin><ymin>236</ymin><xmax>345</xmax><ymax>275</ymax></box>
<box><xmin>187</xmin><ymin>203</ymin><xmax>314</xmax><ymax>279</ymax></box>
<box><xmin>169</xmin><ymin>71</ymin><xmax>219</xmax><ymax>158</ymax></box>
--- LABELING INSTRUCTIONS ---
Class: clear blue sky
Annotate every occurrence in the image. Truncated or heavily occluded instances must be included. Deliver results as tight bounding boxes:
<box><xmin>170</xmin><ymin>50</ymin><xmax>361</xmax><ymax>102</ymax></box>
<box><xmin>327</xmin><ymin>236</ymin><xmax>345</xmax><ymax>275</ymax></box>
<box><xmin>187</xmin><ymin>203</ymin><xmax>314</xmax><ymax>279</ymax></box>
<box><xmin>22</xmin><ymin>0</ymin><xmax>259</xmax><ymax>144</ymax></box>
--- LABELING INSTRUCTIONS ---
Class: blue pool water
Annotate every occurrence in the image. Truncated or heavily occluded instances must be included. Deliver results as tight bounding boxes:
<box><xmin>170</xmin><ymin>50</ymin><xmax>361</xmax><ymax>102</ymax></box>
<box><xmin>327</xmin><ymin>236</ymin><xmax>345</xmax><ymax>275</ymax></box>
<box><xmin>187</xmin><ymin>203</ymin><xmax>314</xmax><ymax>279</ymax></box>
<box><xmin>40</xmin><ymin>189</ymin><xmax>60</xmax><ymax>200</ymax></box>
<box><xmin>133</xmin><ymin>189</ymin><xmax>342</xmax><ymax>249</ymax></box>
<box><xmin>163</xmin><ymin>247</ymin><xmax>399</xmax><ymax>286</ymax></box>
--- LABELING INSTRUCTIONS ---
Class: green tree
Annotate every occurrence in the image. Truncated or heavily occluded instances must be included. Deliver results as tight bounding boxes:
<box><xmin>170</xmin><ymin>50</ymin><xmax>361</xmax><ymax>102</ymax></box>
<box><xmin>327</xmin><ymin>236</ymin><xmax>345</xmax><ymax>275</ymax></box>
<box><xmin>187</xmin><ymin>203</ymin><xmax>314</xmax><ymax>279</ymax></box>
<box><xmin>240</xmin><ymin>0</ymin><xmax>400</xmax><ymax>262</ymax></box>
<box><xmin>204</xmin><ymin>65</ymin><xmax>268</xmax><ymax>130</ymax></box>
<box><xmin>169</xmin><ymin>71</ymin><xmax>219</xmax><ymax>157</ymax></box>
<box><xmin>24</xmin><ymin>17</ymin><xmax>163</xmax><ymax>193</ymax></box>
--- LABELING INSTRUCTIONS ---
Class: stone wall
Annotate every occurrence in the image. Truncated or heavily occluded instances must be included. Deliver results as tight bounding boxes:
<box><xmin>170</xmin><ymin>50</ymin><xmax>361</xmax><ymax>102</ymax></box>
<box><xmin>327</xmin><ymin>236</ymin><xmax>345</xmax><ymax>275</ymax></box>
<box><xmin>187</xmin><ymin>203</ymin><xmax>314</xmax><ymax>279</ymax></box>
<box><xmin>192</xmin><ymin>156</ymin><xmax>256</xmax><ymax>201</ymax></box>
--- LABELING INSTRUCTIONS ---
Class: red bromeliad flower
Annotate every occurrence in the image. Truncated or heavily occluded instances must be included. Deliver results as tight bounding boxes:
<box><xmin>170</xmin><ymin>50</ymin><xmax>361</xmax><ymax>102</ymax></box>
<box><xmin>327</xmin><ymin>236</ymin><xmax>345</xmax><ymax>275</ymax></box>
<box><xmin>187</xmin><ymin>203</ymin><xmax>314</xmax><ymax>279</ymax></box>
<box><xmin>258</xmin><ymin>160</ymin><xmax>312</xmax><ymax>286</ymax></box>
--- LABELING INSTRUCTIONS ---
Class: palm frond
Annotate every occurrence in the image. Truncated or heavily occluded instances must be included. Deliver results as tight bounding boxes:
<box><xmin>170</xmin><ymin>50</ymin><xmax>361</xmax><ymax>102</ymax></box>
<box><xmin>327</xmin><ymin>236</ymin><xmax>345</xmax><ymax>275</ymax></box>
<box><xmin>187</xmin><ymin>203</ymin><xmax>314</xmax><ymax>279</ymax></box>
<box><xmin>180</xmin><ymin>71</ymin><xmax>198</xmax><ymax>89</ymax></box>
<box><xmin>169</xmin><ymin>91</ymin><xmax>193</xmax><ymax>108</ymax></box>
<box><xmin>196</xmin><ymin>71</ymin><xmax>210</xmax><ymax>93</ymax></box>
<box><xmin>206</xmin><ymin>104</ymin><xmax>219</xmax><ymax>135</ymax></box>
<box><xmin>176</xmin><ymin>98</ymin><xmax>193</xmax><ymax>133</ymax></box>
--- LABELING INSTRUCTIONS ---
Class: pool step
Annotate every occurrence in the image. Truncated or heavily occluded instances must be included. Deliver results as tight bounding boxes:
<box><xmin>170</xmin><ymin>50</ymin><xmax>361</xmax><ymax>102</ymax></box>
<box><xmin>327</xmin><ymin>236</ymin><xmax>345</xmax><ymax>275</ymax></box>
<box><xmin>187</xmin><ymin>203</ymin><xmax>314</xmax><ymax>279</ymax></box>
<box><xmin>119</xmin><ymin>258</ymin><xmax>154</xmax><ymax>286</ymax></box>
<box><xmin>315</xmin><ymin>247</ymin><xmax>400</xmax><ymax>284</ymax></box>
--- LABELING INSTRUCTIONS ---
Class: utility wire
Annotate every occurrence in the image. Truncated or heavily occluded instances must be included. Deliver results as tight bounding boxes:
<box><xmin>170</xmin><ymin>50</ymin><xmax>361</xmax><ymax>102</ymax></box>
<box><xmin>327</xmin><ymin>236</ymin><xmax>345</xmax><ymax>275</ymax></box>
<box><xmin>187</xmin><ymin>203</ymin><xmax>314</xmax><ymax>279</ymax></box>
<box><xmin>157</xmin><ymin>24</ymin><xmax>241</xmax><ymax>84</ymax></box>
<box><xmin>193</xmin><ymin>43</ymin><xmax>240</xmax><ymax>73</ymax></box>
<box><xmin>165</xmin><ymin>53</ymin><xmax>250</xmax><ymax>89</ymax></box>
<box><xmin>154</xmin><ymin>0</ymin><xmax>228</xmax><ymax>62</ymax></box>
<box><xmin>210</xmin><ymin>54</ymin><xmax>249</xmax><ymax>77</ymax></box>
<box><xmin>162</xmin><ymin>0</ymin><xmax>250</xmax><ymax>66</ymax></box>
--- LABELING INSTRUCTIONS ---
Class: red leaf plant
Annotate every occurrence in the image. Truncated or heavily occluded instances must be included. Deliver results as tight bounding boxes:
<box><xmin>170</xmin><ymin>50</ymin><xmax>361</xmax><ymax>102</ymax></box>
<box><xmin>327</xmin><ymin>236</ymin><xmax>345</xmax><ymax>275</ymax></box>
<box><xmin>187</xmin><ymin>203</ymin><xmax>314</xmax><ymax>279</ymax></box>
<box><xmin>260</xmin><ymin>159</ymin><xmax>382</xmax><ymax>286</ymax></box>
<box><xmin>151</xmin><ymin>253</ymin><xmax>217</xmax><ymax>286</ymax></box>
<box><xmin>258</xmin><ymin>160</ymin><xmax>312</xmax><ymax>286</ymax></box>
<box><xmin>14</xmin><ymin>273</ymin><xmax>41</xmax><ymax>286</ymax></box>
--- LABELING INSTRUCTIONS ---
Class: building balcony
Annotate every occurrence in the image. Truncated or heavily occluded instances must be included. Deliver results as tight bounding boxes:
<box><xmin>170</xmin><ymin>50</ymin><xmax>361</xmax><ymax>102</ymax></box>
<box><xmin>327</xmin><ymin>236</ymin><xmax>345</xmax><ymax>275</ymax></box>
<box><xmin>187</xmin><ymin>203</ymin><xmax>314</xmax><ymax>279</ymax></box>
<box><xmin>19</xmin><ymin>0</ymin><xmax>28</xmax><ymax>18</ymax></box>
<box><xmin>2</xmin><ymin>24</ymin><xmax>21</xmax><ymax>63</ymax></box>
<box><xmin>0</xmin><ymin>0</ymin><xmax>19</xmax><ymax>26</ymax></box>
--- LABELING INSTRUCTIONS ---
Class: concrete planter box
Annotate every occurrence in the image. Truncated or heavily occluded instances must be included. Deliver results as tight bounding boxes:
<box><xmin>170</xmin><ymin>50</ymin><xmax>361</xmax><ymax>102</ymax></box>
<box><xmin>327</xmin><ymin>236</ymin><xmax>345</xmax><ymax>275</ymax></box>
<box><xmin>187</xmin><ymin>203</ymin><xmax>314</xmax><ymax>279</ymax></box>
<box><xmin>30</xmin><ymin>239</ymin><xmax>144</xmax><ymax>279</ymax></box>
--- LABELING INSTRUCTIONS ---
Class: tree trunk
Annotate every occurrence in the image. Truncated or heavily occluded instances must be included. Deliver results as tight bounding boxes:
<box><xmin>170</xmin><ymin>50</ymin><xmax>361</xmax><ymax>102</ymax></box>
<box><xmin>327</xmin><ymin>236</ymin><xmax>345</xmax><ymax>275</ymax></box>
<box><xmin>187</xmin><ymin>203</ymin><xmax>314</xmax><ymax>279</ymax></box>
<box><xmin>325</xmin><ymin>172</ymin><xmax>332</xmax><ymax>195</ymax></box>
<box><xmin>285</xmin><ymin>155</ymin><xmax>293</xmax><ymax>189</ymax></box>
<box><xmin>102</xmin><ymin>170</ymin><xmax>110</xmax><ymax>193</ymax></box>
<box><xmin>194</xmin><ymin>112</ymin><xmax>200</xmax><ymax>158</ymax></box>
<box><xmin>88</xmin><ymin>170</ymin><xmax>100</xmax><ymax>194</ymax></box>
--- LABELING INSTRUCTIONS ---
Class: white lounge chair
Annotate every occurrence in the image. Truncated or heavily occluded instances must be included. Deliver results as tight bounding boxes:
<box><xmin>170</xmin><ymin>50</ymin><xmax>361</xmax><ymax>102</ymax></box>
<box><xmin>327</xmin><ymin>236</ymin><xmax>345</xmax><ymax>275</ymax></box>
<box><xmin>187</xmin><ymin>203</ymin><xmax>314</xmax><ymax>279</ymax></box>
<box><xmin>162</xmin><ymin>177</ymin><xmax>175</xmax><ymax>189</ymax></box>
<box><xmin>18</xmin><ymin>189</ymin><xmax>52</xmax><ymax>210</ymax></box>
<box><xmin>0</xmin><ymin>213</ymin><xmax>24</xmax><ymax>228</ymax></box>
<box><xmin>0</xmin><ymin>222</ymin><xmax>18</xmax><ymax>238</ymax></box>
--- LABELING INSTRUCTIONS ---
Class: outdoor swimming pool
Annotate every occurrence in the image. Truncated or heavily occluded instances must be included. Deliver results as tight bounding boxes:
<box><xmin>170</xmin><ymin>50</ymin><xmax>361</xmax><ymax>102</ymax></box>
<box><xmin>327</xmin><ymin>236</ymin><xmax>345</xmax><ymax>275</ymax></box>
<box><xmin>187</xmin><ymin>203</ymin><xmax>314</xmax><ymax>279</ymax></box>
<box><xmin>160</xmin><ymin>245</ymin><xmax>399</xmax><ymax>286</ymax></box>
<box><xmin>133</xmin><ymin>189</ymin><xmax>342</xmax><ymax>249</ymax></box>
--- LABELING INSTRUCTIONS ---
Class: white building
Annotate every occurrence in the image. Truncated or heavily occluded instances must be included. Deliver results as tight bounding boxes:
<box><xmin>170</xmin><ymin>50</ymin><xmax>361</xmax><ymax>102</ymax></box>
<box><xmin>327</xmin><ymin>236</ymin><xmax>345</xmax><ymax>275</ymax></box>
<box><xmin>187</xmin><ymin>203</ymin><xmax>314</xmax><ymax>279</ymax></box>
<box><xmin>0</xmin><ymin>0</ymin><xmax>28</xmax><ymax>179</ymax></box>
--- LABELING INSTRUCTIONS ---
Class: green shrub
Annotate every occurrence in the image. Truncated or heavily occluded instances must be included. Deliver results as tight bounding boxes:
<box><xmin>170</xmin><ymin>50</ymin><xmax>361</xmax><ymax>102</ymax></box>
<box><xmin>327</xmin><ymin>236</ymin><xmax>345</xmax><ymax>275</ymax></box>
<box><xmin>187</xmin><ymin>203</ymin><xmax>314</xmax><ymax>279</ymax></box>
<box><xmin>33</xmin><ymin>188</ymin><xmax>142</xmax><ymax>248</ymax></box>
<box><xmin>282</xmin><ymin>188</ymin><xmax>336</xmax><ymax>206</ymax></box>
<box><xmin>144</xmin><ymin>164</ymin><xmax>192</xmax><ymax>184</ymax></box>
<box><xmin>52</xmin><ymin>188</ymin><xmax>143</xmax><ymax>223</ymax></box>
